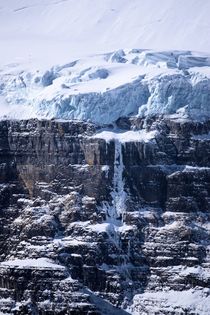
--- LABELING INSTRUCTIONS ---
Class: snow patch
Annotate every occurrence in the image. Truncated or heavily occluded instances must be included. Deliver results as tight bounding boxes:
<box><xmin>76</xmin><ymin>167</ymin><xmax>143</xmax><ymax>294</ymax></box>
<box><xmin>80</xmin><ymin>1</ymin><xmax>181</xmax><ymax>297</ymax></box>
<box><xmin>93</xmin><ymin>130</ymin><xmax>157</xmax><ymax>143</ymax></box>
<box><xmin>0</xmin><ymin>258</ymin><xmax>65</xmax><ymax>270</ymax></box>
<box><xmin>129</xmin><ymin>289</ymin><xmax>210</xmax><ymax>315</ymax></box>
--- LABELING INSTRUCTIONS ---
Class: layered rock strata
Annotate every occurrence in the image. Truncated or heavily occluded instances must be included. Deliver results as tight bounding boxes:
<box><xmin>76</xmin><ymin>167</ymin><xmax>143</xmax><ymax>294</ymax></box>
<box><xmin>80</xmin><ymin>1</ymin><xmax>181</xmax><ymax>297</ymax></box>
<box><xmin>0</xmin><ymin>117</ymin><xmax>209</xmax><ymax>314</ymax></box>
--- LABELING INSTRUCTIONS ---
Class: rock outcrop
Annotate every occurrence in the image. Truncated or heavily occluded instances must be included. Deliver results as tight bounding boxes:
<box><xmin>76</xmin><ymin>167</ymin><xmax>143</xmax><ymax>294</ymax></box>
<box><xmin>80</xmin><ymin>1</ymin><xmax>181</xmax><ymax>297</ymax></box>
<box><xmin>0</xmin><ymin>117</ymin><xmax>210</xmax><ymax>314</ymax></box>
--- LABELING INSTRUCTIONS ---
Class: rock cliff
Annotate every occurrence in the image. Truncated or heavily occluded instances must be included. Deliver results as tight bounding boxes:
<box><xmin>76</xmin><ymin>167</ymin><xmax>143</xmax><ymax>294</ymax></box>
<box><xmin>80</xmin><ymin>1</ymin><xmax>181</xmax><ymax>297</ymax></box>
<box><xmin>0</xmin><ymin>117</ymin><xmax>209</xmax><ymax>314</ymax></box>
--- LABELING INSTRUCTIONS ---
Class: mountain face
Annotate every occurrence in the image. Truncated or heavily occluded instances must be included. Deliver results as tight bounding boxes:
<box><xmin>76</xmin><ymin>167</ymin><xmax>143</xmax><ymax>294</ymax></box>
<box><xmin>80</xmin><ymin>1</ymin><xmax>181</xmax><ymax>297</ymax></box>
<box><xmin>1</xmin><ymin>1</ymin><xmax>210</xmax><ymax>314</ymax></box>
<box><xmin>0</xmin><ymin>117</ymin><xmax>210</xmax><ymax>314</ymax></box>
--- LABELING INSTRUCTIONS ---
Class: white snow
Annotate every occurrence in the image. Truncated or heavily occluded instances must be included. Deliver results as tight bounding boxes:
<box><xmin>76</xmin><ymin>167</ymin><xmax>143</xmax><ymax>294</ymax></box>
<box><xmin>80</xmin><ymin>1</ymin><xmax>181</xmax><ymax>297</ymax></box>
<box><xmin>93</xmin><ymin>130</ymin><xmax>157</xmax><ymax>143</ymax></box>
<box><xmin>101</xmin><ymin>165</ymin><xmax>110</xmax><ymax>172</ymax></box>
<box><xmin>1</xmin><ymin>0</ymin><xmax>210</xmax><ymax>69</ymax></box>
<box><xmin>101</xmin><ymin>165</ymin><xmax>110</xmax><ymax>178</ymax></box>
<box><xmin>129</xmin><ymin>289</ymin><xmax>210</xmax><ymax>315</ymax></box>
<box><xmin>0</xmin><ymin>258</ymin><xmax>65</xmax><ymax>270</ymax></box>
<box><xmin>111</xmin><ymin>140</ymin><xmax>127</xmax><ymax>218</ymax></box>
<box><xmin>87</xmin><ymin>223</ymin><xmax>112</xmax><ymax>234</ymax></box>
<box><xmin>184</xmin><ymin>165</ymin><xmax>210</xmax><ymax>172</ymax></box>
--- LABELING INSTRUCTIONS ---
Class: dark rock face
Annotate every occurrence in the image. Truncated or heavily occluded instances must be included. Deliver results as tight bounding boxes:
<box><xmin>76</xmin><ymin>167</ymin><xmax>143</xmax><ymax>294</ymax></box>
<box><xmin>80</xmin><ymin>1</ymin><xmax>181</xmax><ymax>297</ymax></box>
<box><xmin>0</xmin><ymin>117</ymin><xmax>210</xmax><ymax>314</ymax></box>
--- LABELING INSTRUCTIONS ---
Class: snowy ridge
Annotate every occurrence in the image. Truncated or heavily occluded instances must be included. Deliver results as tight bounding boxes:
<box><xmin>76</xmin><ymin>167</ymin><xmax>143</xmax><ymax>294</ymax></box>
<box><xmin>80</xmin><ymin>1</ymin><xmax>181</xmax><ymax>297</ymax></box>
<box><xmin>1</xmin><ymin>49</ymin><xmax>210</xmax><ymax>123</ymax></box>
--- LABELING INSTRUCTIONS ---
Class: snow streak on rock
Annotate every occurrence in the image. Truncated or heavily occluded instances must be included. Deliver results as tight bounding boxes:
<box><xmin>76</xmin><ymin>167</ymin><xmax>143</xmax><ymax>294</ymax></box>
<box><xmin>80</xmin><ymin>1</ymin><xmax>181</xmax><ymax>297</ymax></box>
<box><xmin>111</xmin><ymin>140</ymin><xmax>127</xmax><ymax>220</ymax></box>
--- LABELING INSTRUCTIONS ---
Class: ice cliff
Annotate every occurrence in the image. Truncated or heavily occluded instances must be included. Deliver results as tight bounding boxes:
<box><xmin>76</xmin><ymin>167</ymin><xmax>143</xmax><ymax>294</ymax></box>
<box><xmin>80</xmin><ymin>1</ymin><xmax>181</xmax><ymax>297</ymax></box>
<box><xmin>1</xmin><ymin>49</ymin><xmax>210</xmax><ymax>124</ymax></box>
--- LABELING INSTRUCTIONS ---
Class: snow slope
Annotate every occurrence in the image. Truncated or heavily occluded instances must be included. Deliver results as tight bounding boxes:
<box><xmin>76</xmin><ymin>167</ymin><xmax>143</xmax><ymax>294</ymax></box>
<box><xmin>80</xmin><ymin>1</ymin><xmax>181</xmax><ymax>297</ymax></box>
<box><xmin>0</xmin><ymin>0</ymin><xmax>210</xmax><ymax>68</ymax></box>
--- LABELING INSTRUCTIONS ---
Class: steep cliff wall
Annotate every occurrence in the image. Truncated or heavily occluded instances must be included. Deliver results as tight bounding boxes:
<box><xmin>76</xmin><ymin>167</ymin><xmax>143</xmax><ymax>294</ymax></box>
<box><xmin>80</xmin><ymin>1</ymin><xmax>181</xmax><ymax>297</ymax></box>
<box><xmin>0</xmin><ymin>117</ymin><xmax>210</xmax><ymax>314</ymax></box>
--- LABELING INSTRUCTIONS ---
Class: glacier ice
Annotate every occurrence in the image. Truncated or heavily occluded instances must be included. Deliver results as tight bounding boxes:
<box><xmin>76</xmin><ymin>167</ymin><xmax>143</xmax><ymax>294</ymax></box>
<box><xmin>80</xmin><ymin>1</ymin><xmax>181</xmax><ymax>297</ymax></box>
<box><xmin>140</xmin><ymin>74</ymin><xmax>192</xmax><ymax>116</ymax></box>
<box><xmin>41</xmin><ymin>70</ymin><xmax>58</xmax><ymax>87</ymax></box>
<box><xmin>189</xmin><ymin>79</ymin><xmax>210</xmax><ymax>118</ymax></box>
<box><xmin>35</xmin><ymin>79</ymin><xmax>150</xmax><ymax>124</ymax></box>
<box><xmin>0</xmin><ymin>49</ymin><xmax>210</xmax><ymax>123</ymax></box>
